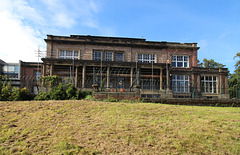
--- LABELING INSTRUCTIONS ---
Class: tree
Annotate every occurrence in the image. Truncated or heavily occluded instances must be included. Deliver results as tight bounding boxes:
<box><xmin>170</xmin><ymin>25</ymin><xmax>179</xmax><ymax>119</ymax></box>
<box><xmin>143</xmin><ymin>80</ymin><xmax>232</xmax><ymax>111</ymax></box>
<box><xmin>198</xmin><ymin>58</ymin><xmax>226</xmax><ymax>68</ymax></box>
<box><xmin>229</xmin><ymin>52</ymin><xmax>240</xmax><ymax>98</ymax></box>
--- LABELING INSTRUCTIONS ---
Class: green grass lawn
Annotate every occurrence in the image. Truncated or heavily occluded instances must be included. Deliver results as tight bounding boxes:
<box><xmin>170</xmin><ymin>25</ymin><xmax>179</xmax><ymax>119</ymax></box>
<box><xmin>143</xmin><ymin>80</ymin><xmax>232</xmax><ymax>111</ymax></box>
<box><xmin>0</xmin><ymin>100</ymin><xmax>239</xmax><ymax>154</ymax></box>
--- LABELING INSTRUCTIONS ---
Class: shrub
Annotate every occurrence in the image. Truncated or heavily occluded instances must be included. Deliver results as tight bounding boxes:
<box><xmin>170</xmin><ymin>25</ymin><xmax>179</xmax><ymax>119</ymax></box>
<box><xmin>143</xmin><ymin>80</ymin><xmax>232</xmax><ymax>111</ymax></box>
<box><xmin>34</xmin><ymin>92</ymin><xmax>51</xmax><ymax>101</ymax></box>
<box><xmin>20</xmin><ymin>87</ymin><xmax>34</xmax><ymax>101</ymax></box>
<box><xmin>11</xmin><ymin>87</ymin><xmax>21</xmax><ymax>101</ymax></box>
<box><xmin>50</xmin><ymin>83</ymin><xmax>67</xmax><ymax>100</ymax></box>
<box><xmin>1</xmin><ymin>83</ymin><xmax>12</xmax><ymax>101</ymax></box>
<box><xmin>85</xmin><ymin>95</ymin><xmax>94</xmax><ymax>100</ymax></box>
<box><xmin>77</xmin><ymin>90</ymin><xmax>92</xmax><ymax>100</ymax></box>
<box><xmin>66</xmin><ymin>83</ymin><xmax>77</xmax><ymax>99</ymax></box>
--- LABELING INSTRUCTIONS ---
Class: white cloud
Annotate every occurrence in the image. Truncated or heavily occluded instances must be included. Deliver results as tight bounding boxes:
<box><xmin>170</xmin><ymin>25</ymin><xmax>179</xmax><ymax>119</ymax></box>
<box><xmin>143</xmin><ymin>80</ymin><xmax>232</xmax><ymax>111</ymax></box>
<box><xmin>0</xmin><ymin>0</ymin><xmax>45</xmax><ymax>25</ymax></box>
<box><xmin>0</xmin><ymin>11</ymin><xmax>43</xmax><ymax>62</ymax></box>
<box><xmin>54</xmin><ymin>13</ymin><xmax>76</xmax><ymax>28</ymax></box>
<box><xmin>41</xmin><ymin>0</ymin><xmax>100</xmax><ymax>29</ymax></box>
<box><xmin>0</xmin><ymin>0</ymin><xmax>104</xmax><ymax>63</ymax></box>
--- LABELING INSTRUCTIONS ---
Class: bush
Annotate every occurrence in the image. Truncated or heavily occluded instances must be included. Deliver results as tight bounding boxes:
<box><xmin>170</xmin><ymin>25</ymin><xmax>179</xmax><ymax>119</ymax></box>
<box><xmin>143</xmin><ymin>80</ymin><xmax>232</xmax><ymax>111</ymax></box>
<box><xmin>85</xmin><ymin>95</ymin><xmax>94</xmax><ymax>100</ymax></box>
<box><xmin>11</xmin><ymin>87</ymin><xmax>21</xmax><ymax>101</ymax></box>
<box><xmin>20</xmin><ymin>87</ymin><xmax>34</xmax><ymax>101</ymax></box>
<box><xmin>76</xmin><ymin>90</ymin><xmax>92</xmax><ymax>100</ymax></box>
<box><xmin>50</xmin><ymin>83</ymin><xmax>67</xmax><ymax>100</ymax></box>
<box><xmin>34</xmin><ymin>92</ymin><xmax>51</xmax><ymax>101</ymax></box>
<box><xmin>35</xmin><ymin>75</ymin><xmax>93</xmax><ymax>101</ymax></box>
<box><xmin>66</xmin><ymin>83</ymin><xmax>77</xmax><ymax>99</ymax></box>
<box><xmin>1</xmin><ymin>83</ymin><xmax>12</xmax><ymax>101</ymax></box>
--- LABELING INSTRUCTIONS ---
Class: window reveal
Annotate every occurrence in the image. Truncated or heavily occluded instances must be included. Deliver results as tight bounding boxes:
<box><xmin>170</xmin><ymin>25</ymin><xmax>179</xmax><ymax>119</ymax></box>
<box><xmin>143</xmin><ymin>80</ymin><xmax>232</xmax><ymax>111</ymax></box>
<box><xmin>138</xmin><ymin>54</ymin><xmax>155</xmax><ymax>63</ymax></box>
<box><xmin>172</xmin><ymin>75</ymin><xmax>189</xmax><ymax>93</ymax></box>
<box><xmin>172</xmin><ymin>56</ymin><xmax>188</xmax><ymax>67</ymax></box>
<box><xmin>201</xmin><ymin>76</ymin><xmax>217</xmax><ymax>93</ymax></box>
<box><xmin>59</xmin><ymin>50</ymin><xmax>78</xmax><ymax>59</ymax></box>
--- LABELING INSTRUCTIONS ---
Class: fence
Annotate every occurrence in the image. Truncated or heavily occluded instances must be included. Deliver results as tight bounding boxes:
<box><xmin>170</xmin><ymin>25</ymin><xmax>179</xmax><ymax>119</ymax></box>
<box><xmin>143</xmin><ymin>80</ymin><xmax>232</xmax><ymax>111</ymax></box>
<box><xmin>1</xmin><ymin>74</ymin><xmax>232</xmax><ymax>99</ymax></box>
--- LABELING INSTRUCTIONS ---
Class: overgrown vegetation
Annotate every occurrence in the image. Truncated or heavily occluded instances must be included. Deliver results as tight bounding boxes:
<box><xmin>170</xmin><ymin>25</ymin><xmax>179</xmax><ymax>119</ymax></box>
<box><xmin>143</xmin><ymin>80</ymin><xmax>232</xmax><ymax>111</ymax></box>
<box><xmin>0</xmin><ymin>100</ymin><xmax>239</xmax><ymax>154</ymax></box>
<box><xmin>229</xmin><ymin>52</ymin><xmax>240</xmax><ymax>98</ymax></box>
<box><xmin>34</xmin><ymin>83</ymin><xmax>92</xmax><ymax>100</ymax></box>
<box><xmin>35</xmin><ymin>76</ymin><xmax>92</xmax><ymax>101</ymax></box>
<box><xmin>0</xmin><ymin>75</ymin><xmax>34</xmax><ymax>101</ymax></box>
<box><xmin>0</xmin><ymin>75</ymin><xmax>92</xmax><ymax>101</ymax></box>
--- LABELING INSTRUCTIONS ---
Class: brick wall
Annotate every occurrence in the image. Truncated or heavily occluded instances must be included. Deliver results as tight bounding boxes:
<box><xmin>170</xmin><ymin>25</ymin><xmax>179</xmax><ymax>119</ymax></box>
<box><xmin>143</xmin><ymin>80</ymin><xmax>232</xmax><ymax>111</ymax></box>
<box><xmin>21</xmin><ymin>64</ymin><xmax>42</xmax><ymax>93</ymax></box>
<box><xmin>49</xmin><ymin>42</ymin><xmax>198</xmax><ymax>66</ymax></box>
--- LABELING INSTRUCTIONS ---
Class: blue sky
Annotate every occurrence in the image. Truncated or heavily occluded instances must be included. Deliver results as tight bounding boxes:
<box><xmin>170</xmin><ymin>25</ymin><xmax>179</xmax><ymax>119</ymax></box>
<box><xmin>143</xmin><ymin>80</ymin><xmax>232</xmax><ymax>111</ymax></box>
<box><xmin>0</xmin><ymin>0</ymin><xmax>240</xmax><ymax>73</ymax></box>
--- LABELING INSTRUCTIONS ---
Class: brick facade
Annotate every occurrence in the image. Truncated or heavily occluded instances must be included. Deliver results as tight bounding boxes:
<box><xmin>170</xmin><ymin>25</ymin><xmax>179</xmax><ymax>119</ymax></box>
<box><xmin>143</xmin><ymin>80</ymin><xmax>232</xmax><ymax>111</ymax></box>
<box><xmin>42</xmin><ymin>35</ymin><xmax>229</xmax><ymax>99</ymax></box>
<box><xmin>20</xmin><ymin>61</ymin><xmax>42</xmax><ymax>94</ymax></box>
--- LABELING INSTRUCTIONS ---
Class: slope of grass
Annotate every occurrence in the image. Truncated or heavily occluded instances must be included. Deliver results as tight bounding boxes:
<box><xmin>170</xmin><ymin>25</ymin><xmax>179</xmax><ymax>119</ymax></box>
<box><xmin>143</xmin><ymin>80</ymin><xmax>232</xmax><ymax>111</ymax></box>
<box><xmin>0</xmin><ymin>100</ymin><xmax>239</xmax><ymax>154</ymax></box>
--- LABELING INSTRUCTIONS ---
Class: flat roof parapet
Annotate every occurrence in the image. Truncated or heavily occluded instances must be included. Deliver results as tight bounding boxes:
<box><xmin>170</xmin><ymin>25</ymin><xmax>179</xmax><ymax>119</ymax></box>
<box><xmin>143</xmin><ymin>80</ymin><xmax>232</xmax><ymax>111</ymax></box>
<box><xmin>45</xmin><ymin>34</ymin><xmax>199</xmax><ymax>49</ymax></box>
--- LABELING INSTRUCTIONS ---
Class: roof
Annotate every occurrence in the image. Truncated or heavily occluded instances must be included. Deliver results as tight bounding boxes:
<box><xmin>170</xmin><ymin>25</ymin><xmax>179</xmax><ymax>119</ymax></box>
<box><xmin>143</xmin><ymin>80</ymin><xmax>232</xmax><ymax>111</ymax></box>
<box><xmin>45</xmin><ymin>34</ymin><xmax>200</xmax><ymax>50</ymax></box>
<box><xmin>0</xmin><ymin>59</ymin><xmax>6</xmax><ymax>65</ymax></box>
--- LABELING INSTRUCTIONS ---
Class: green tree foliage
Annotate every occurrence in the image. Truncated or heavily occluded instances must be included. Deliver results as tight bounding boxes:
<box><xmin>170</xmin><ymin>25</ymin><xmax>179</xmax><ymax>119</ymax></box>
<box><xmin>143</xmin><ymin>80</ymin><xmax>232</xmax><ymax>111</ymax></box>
<box><xmin>229</xmin><ymin>52</ymin><xmax>240</xmax><ymax>98</ymax></box>
<box><xmin>198</xmin><ymin>58</ymin><xmax>226</xmax><ymax>68</ymax></box>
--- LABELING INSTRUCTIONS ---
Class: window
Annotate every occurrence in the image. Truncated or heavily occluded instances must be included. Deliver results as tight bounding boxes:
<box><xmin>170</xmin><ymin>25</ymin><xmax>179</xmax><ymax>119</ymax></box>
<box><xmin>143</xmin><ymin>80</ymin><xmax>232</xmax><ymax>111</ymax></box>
<box><xmin>115</xmin><ymin>53</ymin><xmax>123</xmax><ymax>62</ymax></box>
<box><xmin>172</xmin><ymin>56</ymin><xmax>188</xmax><ymax>67</ymax></box>
<box><xmin>35</xmin><ymin>71</ymin><xmax>40</xmax><ymax>81</ymax></box>
<box><xmin>105</xmin><ymin>52</ymin><xmax>113</xmax><ymax>61</ymax></box>
<box><xmin>3</xmin><ymin>65</ymin><xmax>19</xmax><ymax>78</ymax></box>
<box><xmin>93</xmin><ymin>51</ymin><xmax>102</xmax><ymax>61</ymax></box>
<box><xmin>172</xmin><ymin>75</ymin><xmax>189</xmax><ymax>93</ymax></box>
<box><xmin>138</xmin><ymin>54</ymin><xmax>155</xmax><ymax>63</ymax></box>
<box><xmin>59</xmin><ymin>50</ymin><xmax>78</xmax><ymax>59</ymax></box>
<box><xmin>201</xmin><ymin>76</ymin><xmax>217</xmax><ymax>93</ymax></box>
<box><xmin>3</xmin><ymin>65</ymin><xmax>18</xmax><ymax>74</ymax></box>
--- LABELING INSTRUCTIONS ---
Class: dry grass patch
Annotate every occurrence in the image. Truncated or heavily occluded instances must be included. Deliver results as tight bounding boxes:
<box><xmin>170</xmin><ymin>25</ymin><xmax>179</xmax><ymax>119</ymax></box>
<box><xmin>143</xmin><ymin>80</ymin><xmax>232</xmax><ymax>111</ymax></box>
<box><xmin>0</xmin><ymin>100</ymin><xmax>240</xmax><ymax>154</ymax></box>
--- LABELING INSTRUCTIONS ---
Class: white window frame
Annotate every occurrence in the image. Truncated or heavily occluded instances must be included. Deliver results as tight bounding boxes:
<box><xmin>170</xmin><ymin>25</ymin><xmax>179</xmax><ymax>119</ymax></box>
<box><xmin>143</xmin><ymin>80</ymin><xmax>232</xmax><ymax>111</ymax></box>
<box><xmin>105</xmin><ymin>52</ymin><xmax>113</xmax><ymax>61</ymax></box>
<box><xmin>138</xmin><ymin>54</ymin><xmax>155</xmax><ymax>63</ymax></box>
<box><xmin>172</xmin><ymin>55</ymin><xmax>189</xmax><ymax>67</ymax></box>
<box><xmin>201</xmin><ymin>76</ymin><xmax>217</xmax><ymax>93</ymax></box>
<box><xmin>172</xmin><ymin>75</ymin><xmax>189</xmax><ymax>93</ymax></box>
<box><xmin>59</xmin><ymin>50</ymin><xmax>78</xmax><ymax>59</ymax></box>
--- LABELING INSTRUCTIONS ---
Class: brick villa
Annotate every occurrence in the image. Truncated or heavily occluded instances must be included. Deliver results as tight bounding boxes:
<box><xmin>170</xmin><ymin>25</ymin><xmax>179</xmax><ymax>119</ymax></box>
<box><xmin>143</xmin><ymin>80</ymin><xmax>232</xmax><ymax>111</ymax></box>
<box><xmin>41</xmin><ymin>35</ymin><xmax>229</xmax><ymax>99</ymax></box>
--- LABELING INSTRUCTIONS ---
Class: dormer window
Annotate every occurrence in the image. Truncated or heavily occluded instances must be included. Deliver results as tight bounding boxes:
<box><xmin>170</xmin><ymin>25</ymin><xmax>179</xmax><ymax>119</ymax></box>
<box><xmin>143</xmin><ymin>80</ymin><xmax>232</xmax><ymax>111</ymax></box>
<box><xmin>172</xmin><ymin>56</ymin><xmax>188</xmax><ymax>67</ymax></box>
